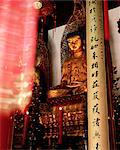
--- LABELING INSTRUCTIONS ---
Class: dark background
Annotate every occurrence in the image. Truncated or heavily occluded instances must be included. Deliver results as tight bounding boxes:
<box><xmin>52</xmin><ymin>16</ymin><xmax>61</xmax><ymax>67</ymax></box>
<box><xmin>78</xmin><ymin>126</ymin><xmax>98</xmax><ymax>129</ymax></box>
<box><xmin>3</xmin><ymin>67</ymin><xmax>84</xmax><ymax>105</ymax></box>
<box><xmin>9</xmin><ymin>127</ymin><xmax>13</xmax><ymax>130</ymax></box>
<box><xmin>41</xmin><ymin>0</ymin><xmax>120</xmax><ymax>42</ymax></box>
<box><xmin>42</xmin><ymin>0</ymin><xmax>120</xmax><ymax>31</ymax></box>
<box><xmin>55</xmin><ymin>0</ymin><xmax>120</xmax><ymax>28</ymax></box>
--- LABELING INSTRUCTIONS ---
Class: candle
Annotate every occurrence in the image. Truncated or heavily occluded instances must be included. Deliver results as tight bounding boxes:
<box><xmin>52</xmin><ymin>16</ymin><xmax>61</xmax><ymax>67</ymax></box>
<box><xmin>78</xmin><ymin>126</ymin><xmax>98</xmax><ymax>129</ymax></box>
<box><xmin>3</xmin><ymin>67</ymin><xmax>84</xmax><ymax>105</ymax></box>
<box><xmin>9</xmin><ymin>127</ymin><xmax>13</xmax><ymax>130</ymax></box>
<box><xmin>58</xmin><ymin>107</ymin><xmax>63</xmax><ymax>144</ymax></box>
<box><xmin>22</xmin><ymin>111</ymin><xmax>30</xmax><ymax>145</ymax></box>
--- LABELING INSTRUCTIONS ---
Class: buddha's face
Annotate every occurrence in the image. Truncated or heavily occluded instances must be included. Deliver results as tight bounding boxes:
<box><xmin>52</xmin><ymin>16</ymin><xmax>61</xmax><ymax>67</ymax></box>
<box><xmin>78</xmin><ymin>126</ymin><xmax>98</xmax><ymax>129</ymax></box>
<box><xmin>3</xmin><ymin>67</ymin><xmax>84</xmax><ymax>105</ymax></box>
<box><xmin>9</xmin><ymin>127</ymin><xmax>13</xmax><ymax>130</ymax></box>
<box><xmin>67</xmin><ymin>35</ymin><xmax>82</xmax><ymax>52</ymax></box>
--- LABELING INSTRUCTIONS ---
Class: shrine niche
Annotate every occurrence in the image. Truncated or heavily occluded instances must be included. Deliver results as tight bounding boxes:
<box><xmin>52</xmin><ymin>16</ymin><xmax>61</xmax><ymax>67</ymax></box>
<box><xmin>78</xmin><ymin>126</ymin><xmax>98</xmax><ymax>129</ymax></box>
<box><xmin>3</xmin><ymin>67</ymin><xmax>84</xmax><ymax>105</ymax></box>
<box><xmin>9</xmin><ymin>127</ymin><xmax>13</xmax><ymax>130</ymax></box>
<box><xmin>47</xmin><ymin>1</ymin><xmax>86</xmax><ymax>104</ymax></box>
<box><xmin>46</xmin><ymin>0</ymin><xmax>87</xmax><ymax>149</ymax></box>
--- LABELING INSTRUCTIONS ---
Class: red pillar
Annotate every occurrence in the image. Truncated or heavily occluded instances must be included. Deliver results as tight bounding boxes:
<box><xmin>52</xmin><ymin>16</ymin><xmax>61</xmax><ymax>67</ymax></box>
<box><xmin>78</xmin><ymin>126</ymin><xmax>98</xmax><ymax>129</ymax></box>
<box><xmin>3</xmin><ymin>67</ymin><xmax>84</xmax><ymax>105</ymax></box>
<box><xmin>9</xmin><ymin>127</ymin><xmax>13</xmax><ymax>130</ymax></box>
<box><xmin>104</xmin><ymin>1</ymin><xmax>116</xmax><ymax>149</ymax></box>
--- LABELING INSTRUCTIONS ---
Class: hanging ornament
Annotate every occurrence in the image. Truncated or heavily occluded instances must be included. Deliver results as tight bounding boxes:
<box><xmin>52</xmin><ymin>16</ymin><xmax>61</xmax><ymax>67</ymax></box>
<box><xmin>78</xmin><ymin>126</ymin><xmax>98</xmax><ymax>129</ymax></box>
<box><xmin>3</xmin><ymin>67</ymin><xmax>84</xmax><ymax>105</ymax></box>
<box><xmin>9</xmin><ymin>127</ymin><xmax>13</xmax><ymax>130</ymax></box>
<box><xmin>34</xmin><ymin>0</ymin><xmax>43</xmax><ymax>10</ymax></box>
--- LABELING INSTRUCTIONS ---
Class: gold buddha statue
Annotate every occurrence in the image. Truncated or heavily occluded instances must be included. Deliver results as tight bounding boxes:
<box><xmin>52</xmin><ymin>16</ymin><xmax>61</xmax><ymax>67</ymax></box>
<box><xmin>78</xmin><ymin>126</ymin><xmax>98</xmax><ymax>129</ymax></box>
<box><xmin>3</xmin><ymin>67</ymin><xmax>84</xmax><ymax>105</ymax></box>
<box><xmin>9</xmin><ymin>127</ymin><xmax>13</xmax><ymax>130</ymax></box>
<box><xmin>48</xmin><ymin>32</ymin><xmax>87</xmax><ymax>98</ymax></box>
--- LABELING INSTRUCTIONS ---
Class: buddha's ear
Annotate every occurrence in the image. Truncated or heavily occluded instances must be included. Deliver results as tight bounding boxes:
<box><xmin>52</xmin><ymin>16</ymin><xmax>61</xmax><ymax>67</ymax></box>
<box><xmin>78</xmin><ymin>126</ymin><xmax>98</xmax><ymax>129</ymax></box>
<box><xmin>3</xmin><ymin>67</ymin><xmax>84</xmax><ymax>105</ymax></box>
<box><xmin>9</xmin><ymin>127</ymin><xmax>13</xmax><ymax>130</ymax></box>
<box><xmin>67</xmin><ymin>39</ymin><xmax>69</xmax><ymax>42</ymax></box>
<box><xmin>67</xmin><ymin>39</ymin><xmax>71</xmax><ymax>46</ymax></box>
<box><xmin>67</xmin><ymin>37</ymin><xmax>71</xmax><ymax>42</ymax></box>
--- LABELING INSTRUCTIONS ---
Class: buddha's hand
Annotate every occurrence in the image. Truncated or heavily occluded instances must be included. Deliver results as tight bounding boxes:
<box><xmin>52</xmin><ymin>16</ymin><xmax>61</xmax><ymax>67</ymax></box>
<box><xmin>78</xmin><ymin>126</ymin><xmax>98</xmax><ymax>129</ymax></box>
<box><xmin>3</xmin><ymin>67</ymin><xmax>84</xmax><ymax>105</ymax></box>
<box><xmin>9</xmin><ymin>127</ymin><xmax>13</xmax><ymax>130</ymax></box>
<box><xmin>66</xmin><ymin>81</ymin><xmax>84</xmax><ymax>88</ymax></box>
<box><xmin>71</xmin><ymin>81</ymin><xmax>87</xmax><ymax>94</ymax></box>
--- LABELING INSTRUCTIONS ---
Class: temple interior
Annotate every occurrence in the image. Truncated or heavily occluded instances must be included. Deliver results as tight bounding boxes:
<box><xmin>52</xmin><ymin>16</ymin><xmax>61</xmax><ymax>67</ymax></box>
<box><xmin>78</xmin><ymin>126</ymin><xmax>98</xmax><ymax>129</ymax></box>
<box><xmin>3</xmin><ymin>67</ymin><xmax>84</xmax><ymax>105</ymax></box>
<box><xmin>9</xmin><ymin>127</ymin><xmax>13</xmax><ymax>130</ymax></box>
<box><xmin>0</xmin><ymin>0</ymin><xmax>120</xmax><ymax>150</ymax></box>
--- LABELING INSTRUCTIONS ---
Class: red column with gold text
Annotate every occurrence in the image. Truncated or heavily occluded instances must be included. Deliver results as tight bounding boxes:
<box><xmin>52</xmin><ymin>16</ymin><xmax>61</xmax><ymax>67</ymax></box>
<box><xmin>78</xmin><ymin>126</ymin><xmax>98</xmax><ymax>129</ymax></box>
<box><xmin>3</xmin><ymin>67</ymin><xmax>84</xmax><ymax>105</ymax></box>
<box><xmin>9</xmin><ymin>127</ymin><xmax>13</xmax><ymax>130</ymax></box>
<box><xmin>0</xmin><ymin>0</ymin><xmax>38</xmax><ymax>149</ymax></box>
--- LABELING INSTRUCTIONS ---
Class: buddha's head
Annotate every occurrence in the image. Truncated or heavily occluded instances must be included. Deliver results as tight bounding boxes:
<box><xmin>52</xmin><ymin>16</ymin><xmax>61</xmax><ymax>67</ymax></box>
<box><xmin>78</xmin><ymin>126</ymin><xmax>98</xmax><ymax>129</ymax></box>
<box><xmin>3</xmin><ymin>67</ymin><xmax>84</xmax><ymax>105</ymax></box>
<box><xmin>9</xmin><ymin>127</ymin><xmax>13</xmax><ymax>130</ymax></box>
<box><xmin>67</xmin><ymin>35</ymin><xmax>82</xmax><ymax>52</ymax></box>
<box><xmin>67</xmin><ymin>31</ymin><xmax>83</xmax><ymax>56</ymax></box>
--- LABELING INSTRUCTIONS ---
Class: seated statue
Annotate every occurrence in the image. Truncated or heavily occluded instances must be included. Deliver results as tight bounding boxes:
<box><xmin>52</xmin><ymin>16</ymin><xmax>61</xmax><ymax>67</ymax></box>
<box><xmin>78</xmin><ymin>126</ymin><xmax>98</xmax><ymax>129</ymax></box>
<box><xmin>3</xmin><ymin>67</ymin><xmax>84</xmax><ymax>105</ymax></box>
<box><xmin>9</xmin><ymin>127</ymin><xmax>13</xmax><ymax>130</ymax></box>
<box><xmin>48</xmin><ymin>32</ymin><xmax>87</xmax><ymax>98</ymax></box>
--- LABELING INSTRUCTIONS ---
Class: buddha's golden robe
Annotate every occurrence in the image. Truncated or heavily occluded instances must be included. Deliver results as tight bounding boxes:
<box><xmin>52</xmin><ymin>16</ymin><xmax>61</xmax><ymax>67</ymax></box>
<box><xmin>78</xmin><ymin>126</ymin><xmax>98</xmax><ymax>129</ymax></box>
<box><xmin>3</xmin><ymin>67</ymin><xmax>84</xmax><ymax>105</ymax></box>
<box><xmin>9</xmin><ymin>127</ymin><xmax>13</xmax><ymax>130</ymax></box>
<box><xmin>61</xmin><ymin>54</ymin><xmax>87</xmax><ymax>87</ymax></box>
<box><xmin>48</xmin><ymin>54</ymin><xmax>87</xmax><ymax>98</ymax></box>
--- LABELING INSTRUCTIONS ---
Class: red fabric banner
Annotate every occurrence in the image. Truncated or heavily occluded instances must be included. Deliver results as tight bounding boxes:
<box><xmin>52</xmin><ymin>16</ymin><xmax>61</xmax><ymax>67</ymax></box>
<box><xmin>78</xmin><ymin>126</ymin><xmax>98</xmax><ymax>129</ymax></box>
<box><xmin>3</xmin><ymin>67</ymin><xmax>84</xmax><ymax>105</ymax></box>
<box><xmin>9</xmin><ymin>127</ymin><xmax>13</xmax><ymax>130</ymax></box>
<box><xmin>0</xmin><ymin>1</ymin><xmax>38</xmax><ymax>149</ymax></box>
<box><xmin>0</xmin><ymin>0</ymin><xmax>38</xmax><ymax>112</ymax></box>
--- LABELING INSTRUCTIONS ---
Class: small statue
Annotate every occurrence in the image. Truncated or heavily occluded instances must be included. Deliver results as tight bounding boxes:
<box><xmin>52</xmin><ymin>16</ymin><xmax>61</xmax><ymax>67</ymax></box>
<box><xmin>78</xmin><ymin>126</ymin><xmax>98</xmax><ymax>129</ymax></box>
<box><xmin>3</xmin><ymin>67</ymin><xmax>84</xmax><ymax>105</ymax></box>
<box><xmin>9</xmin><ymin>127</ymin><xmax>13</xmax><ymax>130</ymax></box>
<box><xmin>48</xmin><ymin>32</ymin><xmax>87</xmax><ymax>98</ymax></box>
